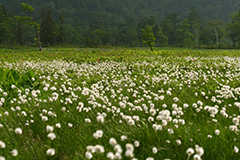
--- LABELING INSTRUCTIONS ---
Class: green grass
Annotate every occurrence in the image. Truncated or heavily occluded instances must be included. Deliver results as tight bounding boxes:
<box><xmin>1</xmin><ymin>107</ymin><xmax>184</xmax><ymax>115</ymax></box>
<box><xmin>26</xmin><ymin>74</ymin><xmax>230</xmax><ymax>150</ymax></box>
<box><xmin>0</xmin><ymin>48</ymin><xmax>240</xmax><ymax>160</ymax></box>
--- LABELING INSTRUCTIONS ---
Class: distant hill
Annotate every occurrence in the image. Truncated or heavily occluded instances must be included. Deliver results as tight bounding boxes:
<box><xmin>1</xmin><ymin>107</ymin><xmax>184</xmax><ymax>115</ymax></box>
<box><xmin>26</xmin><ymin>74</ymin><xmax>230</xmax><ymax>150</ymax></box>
<box><xmin>1</xmin><ymin>0</ymin><xmax>240</xmax><ymax>47</ymax></box>
<box><xmin>2</xmin><ymin>0</ymin><xmax>239</xmax><ymax>25</ymax></box>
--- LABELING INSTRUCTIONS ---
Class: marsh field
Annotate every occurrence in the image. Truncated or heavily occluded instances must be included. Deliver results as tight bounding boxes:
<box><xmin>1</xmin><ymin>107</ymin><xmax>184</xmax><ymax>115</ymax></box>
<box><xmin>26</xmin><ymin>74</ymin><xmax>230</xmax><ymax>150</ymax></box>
<box><xmin>0</xmin><ymin>48</ymin><xmax>240</xmax><ymax>160</ymax></box>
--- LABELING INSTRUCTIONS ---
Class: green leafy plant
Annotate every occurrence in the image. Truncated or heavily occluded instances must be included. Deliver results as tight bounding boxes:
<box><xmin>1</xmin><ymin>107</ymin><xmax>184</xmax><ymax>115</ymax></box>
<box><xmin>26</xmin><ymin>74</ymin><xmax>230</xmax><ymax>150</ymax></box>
<box><xmin>0</xmin><ymin>68</ymin><xmax>38</xmax><ymax>91</ymax></box>
<box><xmin>141</xmin><ymin>25</ymin><xmax>156</xmax><ymax>52</ymax></box>
<box><xmin>15</xmin><ymin>3</ymin><xmax>42</xmax><ymax>51</ymax></box>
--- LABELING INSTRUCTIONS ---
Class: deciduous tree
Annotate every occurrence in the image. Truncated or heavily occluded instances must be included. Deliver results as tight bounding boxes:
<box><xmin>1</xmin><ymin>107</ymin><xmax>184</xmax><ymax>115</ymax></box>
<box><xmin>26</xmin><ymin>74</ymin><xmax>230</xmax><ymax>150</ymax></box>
<box><xmin>15</xmin><ymin>3</ymin><xmax>42</xmax><ymax>51</ymax></box>
<box><xmin>208</xmin><ymin>19</ymin><xmax>225</xmax><ymax>47</ymax></box>
<box><xmin>187</xmin><ymin>7</ymin><xmax>202</xmax><ymax>49</ymax></box>
<box><xmin>141</xmin><ymin>25</ymin><xmax>156</xmax><ymax>52</ymax></box>
<box><xmin>227</xmin><ymin>7</ymin><xmax>240</xmax><ymax>48</ymax></box>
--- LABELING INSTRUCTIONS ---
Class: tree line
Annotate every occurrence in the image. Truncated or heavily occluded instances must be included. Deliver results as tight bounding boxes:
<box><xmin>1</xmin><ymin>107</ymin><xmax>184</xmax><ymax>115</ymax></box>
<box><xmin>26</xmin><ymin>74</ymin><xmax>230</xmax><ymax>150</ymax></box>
<box><xmin>1</xmin><ymin>3</ymin><xmax>240</xmax><ymax>49</ymax></box>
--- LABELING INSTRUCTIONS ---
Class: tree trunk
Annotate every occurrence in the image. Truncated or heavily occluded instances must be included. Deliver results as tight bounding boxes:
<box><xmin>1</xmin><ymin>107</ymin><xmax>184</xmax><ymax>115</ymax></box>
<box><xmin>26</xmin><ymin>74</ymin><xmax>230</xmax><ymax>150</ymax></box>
<box><xmin>195</xmin><ymin>32</ymin><xmax>199</xmax><ymax>49</ymax></box>
<box><xmin>148</xmin><ymin>43</ymin><xmax>153</xmax><ymax>52</ymax></box>
<box><xmin>32</xmin><ymin>19</ymin><xmax>42</xmax><ymax>51</ymax></box>
<box><xmin>193</xmin><ymin>27</ymin><xmax>199</xmax><ymax>49</ymax></box>
<box><xmin>214</xmin><ymin>27</ymin><xmax>219</xmax><ymax>47</ymax></box>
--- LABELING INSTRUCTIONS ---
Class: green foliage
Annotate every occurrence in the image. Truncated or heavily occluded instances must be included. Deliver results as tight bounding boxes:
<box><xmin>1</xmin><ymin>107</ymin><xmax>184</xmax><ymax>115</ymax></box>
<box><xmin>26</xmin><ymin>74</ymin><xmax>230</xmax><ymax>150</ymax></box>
<box><xmin>57</xmin><ymin>13</ymin><xmax>66</xmax><ymax>44</ymax></box>
<box><xmin>0</xmin><ymin>5</ymin><xmax>15</xmax><ymax>46</ymax></box>
<box><xmin>161</xmin><ymin>13</ymin><xmax>181</xmax><ymax>46</ymax></box>
<box><xmin>141</xmin><ymin>25</ymin><xmax>156</xmax><ymax>51</ymax></box>
<box><xmin>15</xmin><ymin>3</ymin><xmax>42</xmax><ymax>51</ymax></box>
<box><xmin>40</xmin><ymin>7</ymin><xmax>57</xmax><ymax>46</ymax></box>
<box><xmin>14</xmin><ymin>3</ymin><xmax>36</xmax><ymax>26</ymax></box>
<box><xmin>0</xmin><ymin>68</ymin><xmax>38</xmax><ymax>91</ymax></box>
<box><xmin>187</xmin><ymin>7</ymin><xmax>203</xmax><ymax>49</ymax></box>
<box><xmin>176</xmin><ymin>19</ymin><xmax>194</xmax><ymax>47</ymax></box>
<box><xmin>21</xmin><ymin>2</ymin><xmax>34</xmax><ymax>12</ymax></box>
<box><xmin>155</xmin><ymin>28</ymin><xmax>168</xmax><ymax>47</ymax></box>
<box><xmin>0</xmin><ymin>1</ymin><xmax>240</xmax><ymax>48</ymax></box>
<box><xmin>15</xmin><ymin>16</ymin><xmax>34</xmax><ymax>26</ymax></box>
<box><xmin>227</xmin><ymin>9</ymin><xmax>240</xmax><ymax>47</ymax></box>
<box><xmin>207</xmin><ymin>19</ymin><xmax>226</xmax><ymax>46</ymax></box>
<box><xmin>91</xmin><ymin>29</ymin><xmax>105</xmax><ymax>46</ymax></box>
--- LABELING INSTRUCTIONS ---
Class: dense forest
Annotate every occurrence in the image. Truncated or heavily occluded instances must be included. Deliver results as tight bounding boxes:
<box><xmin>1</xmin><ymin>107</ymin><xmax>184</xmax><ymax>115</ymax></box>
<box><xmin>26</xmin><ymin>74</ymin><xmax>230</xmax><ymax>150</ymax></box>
<box><xmin>1</xmin><ymin>0</ymin><xmax>240</xmax><ymax>48</ymax></box>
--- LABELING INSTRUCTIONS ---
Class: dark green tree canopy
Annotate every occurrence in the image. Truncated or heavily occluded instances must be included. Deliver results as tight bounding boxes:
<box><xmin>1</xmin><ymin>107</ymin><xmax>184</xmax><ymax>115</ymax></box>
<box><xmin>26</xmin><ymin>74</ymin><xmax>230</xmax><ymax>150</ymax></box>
<box><xmin>1</xmin><ymin>1</ymin><xmax>240</xmax><ymax>48</ymax></box>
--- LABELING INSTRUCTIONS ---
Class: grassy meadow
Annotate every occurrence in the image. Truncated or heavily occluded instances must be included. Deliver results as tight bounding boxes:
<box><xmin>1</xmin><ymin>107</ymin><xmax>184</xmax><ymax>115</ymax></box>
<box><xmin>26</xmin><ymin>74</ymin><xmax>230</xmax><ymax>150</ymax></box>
<box><xmin>0</xmin><ymin>48</ymin><xmax>240</xmax><ymax>160</ymax></box>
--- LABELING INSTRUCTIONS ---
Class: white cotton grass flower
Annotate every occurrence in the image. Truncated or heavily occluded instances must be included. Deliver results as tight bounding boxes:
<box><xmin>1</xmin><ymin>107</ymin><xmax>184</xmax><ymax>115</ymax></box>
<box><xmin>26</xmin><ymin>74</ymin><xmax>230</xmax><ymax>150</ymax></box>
<box><xmin>86</xmin><ymin>145</ymin><xmax>95</xmax><ymax>153</ymax></box>
<box><xmin>146</xmin><ymin>157</ymin><xmax>154</xmax><ymax>160</ymax></box>
<box><xmin>186</xmin><ymin>148</ymin><xmax>195</xmax><ymax>156</ymax></box>
<box><xmin>148</xmin><ymin>116</ymin><xmax>154</xmax><ymax>122</ymax></box>
<box><xmin>46</xmin><ymin>125</ymin><xmax>54</xmax><ymax>132</ymax></box>
<box><xmin>121</xmin><ymin>135</ymin><xmax>127</xmax><ymax>141</ymax></box>
<box><xmin>134</xmin><ymin>141</ymin><xmax>140</xmax><ymax>147</ymax></box>
<box><xmin>42</xmin><ymin>116</ymin><xmax>48</xmax><ymax>121</ymax></box>
<box><xmin>97</xmin><ymin>115</ymin><xmax>104</xmax><ymax>123</ymax></box>
<box><xmin>109</xmin><ymin>138</ymin><xmax>117</xmax><ymax>146</ymax></box>
<box><xmin>229</xmin><ymin>125</ymin><xmax>238</xmax><ymax>132</ymax></box>
<box><xmin>85</xmin><ymin>151</ymin><xmax>93</xmax><ymax>159</ymax></box>
<box><xmin>95</xmin><ymin>145</ymin><xmax>105</xmax><ymax>153</ymax></box>
<box><xmin>125</xmin><ymin>149</ymin><xmax>134</xmax><ymax>158</ymax></box>
<box><xmin>85</xmin><ymin>118</ymin><xmax>91</xmax><ymax>123</ymax></box>
<box><xmin>195</xmin><ymin>145</ymin><xmax>204</xmax><ymax>156</ymax></box>
<box><xmin>55</xmin><ymin>123</ymin><xmax>61</xmax><ymax>128</ymax></box>
<box><xmin>114</xmin><ymin>144</ymin><xmax>122</xmax><ymax>153</ymax></box>
<box><xmin>152</xmin><ymin>147</ymin><xmax>158</xmax><ymax>154</ymax></box>
<box><xmin>207</xmin><ymin>135</ymin><xmax>213</xmax><ymax>138</ymax></box>
<box><xmin>232</xmin><ymin>117</ymin><xmax>239</xmax><ymax>125</ymax></box>
<box><xmin>115</xmin><ymin>152</ymin><xmax>122</xmax><ymax>159</ymax></box>
<box><xmin>133</xmin><ymin>115</ymin><xmax>139</xmax><ymax>121</ymax></box>
<box><xmin>46</xmin><ymin>148</ymin><xmax>55</xmax><ymax>156</ymax></box>
<box><xmin>0</xmin><ymin>156</ymin><xmax>5</xmax><ymax>160</ymax></box>
<box><xmin>183</xmin><ymin>103</ymin><xmax>189</xmax><ymax>109</ymax></box>
<box><xmin>168</xmin><ymin>128</ymin><xmax>174</xmax><ymax>134</ymax></box>
<box><xmin>176</xmin><ymin>139</ymin><xmax>181</xmax><ymax>145</ymax></box>
<box><xmin>0</xmin><ymin>140</ymin><xmax>6</xmax><ymax>148</ymax></box>
<box><xmin>61</xmin><ymin>107</ymin><xmax>66</xmax><ymax>112</ymax></box>
<box><xmin>93</xmin><ymin>130</ymin><xmax>103</xmax><ymax>139</ymax></box>
<box><xmin>68</xmin><ymin>123</ymin><xmax>73</xmax><ymax>128</ymax></box>
<box><xmin>126</xmin><ymin>143</ymin><xmax>134</xmax><ymax>152</ymax></box>
<box><xmin>149</xmin><ymin>108</ymin><xmax>156</xmax><ymax>116</ymax></box>
<box><xmin>234</xmin><ymin>146</ymin><xmax>239</xmax><ymax>153</ymax></box>
<box><xmin>193</xmin><ymin>154</ymin><xmax>201</xmax><ymax>160</ymax></box>
<box><xmin>215</xmin><ymin>129</ymin><xmax>220</xmax><ymax>135</ymax></box>
<box><xmin>10</xmin><ymin>149</ymin><xmax>18</xmax><ymax>156</ymax></box>
<box><xmin>127</xmin><ymin>119</ymin><xmax>135</xmax><ymax>125</ymax></box>
<box><xmin>3</xmin><ymin>92</ymin><xmax>7</xmax><ymax>97</ymax></box>
<box><xmin>15</xmin><ymin>128</ymin><xmax>23</xmax><ymax>135</ymax></box>
<box><xmin>107</xmin><ymin>152</ymin><xmax>115</xmax><ymax>159</ymax></box>
<box><xmin>93</xmin><ymin>133</ymin><xmax>99</xmax><ymax>139</ymax></box>
<box><xmin>4</xmin><ymin>111</ymin><xmax>9</xmax><ymax>116</ymax></box>
<box><xmin>47</xmin><ymin>132</ymin><xmax>56</xmax><ymax>140</ymax></box>
<box><xmin>162</xmin><ymin>120</ymin><xmax>168</xmax><ymax>126</ymax></box>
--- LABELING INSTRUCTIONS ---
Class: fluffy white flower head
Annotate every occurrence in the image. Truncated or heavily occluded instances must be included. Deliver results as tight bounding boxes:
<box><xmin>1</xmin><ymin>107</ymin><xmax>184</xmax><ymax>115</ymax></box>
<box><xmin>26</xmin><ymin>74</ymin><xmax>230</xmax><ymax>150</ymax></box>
<box><xmin>11</xmin><ymin>149</ymin><xmax>18</xmax><ymax>156</ymax></box>
<box><xmin>47</xmin><ymin>132</ymin><xmax>56</xmax><ymax>140</ymax></box>
<box><xmin>46</xmin><ymin>125</ymin><xmax>54</xmax><ymax>132</ymax></box>
<box><xmin>46</xmin><ymin>148</ymin><xmax>55</xmax><ymax>156</ymax></box>
<box><xmin>15</xmin><ymin>128</ymin><xmax>23</xmax><ymax>135</ymax></box>
<box><xmin>0</xmin><ymin>141</ymin><xmax>6</xmax><ymax>148</ymax></box>
<box><xmin>186</xmin><ymin>148</ymin><xmax>194</xmax><ymax>156</ymax></box>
